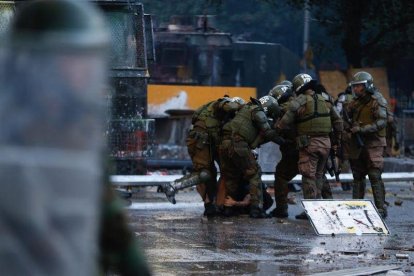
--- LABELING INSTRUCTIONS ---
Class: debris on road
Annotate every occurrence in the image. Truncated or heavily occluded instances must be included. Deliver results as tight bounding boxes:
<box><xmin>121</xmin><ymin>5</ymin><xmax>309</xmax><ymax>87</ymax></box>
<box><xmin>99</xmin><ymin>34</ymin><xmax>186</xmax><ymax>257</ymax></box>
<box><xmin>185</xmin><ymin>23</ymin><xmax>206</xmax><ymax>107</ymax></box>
<box><xmin>394</xmin><ymin>199</ymin><xmax>403</xmax><ymax>206</ymax></box>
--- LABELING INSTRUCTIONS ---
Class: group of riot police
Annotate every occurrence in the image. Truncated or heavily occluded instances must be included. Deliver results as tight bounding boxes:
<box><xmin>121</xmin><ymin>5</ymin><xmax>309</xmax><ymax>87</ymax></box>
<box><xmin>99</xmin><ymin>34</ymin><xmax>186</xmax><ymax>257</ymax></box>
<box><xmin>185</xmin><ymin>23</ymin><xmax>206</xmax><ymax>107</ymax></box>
<box><xmin>163</xmin><ymin>70</ymin><xmax>392</xmax><ymax>220</ymax></box>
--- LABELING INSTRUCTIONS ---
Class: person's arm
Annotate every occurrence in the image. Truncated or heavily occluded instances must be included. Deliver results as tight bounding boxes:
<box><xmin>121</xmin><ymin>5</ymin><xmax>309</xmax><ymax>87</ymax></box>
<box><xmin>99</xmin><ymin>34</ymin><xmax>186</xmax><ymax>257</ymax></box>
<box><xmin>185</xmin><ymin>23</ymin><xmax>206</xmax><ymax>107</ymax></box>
<box><xmin>330</xmin><ymin>104</ymin><xmax>343</xmax><ymax>145</ymax></box>
<box><xmin>251</xmin><ymin>108</ymin><xmax>285</xmax><ymax>145</ymax></box>
<box><xmin>352</xmin><ymin>97</ymin><xmax>387</xmax><ymax>134</ymax></box>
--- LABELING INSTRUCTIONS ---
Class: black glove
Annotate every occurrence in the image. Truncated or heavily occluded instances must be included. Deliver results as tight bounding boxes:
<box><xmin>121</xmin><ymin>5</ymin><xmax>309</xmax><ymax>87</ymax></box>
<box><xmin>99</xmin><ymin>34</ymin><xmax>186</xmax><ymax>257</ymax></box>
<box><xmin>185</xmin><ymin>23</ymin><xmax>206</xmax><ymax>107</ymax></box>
<box><xmin>393</xmin><ymin>142</ymin><xmax>400</xmax><ymax>151</ymax></box>
<box><xmin>249</xmin><ymin>206</ymin><xmax>271</xmax><ymax>219</ymax></box>
<box><xmin>273</xmin><ymin>136</ymin><xmax>286</xmax><ymax>145</ymax></box>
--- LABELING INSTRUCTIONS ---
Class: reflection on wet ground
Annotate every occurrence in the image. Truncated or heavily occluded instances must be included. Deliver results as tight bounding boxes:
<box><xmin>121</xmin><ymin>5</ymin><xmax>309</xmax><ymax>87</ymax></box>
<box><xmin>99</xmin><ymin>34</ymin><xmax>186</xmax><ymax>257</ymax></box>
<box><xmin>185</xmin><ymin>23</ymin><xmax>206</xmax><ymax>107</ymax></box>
<box><xmin>127</xmin><ymin>184</ymin><xmax>414</xmax><ymax>275</ymax></box>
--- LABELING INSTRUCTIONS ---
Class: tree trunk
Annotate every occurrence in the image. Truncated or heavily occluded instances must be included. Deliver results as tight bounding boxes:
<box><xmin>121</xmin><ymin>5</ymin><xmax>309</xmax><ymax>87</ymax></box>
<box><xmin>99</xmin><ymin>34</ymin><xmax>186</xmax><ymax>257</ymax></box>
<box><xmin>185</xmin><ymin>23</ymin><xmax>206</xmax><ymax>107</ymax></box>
<box><xmin>340</xmin><ymin>0</ymin><xmax>367</xmax><ymax>68</ymax></box>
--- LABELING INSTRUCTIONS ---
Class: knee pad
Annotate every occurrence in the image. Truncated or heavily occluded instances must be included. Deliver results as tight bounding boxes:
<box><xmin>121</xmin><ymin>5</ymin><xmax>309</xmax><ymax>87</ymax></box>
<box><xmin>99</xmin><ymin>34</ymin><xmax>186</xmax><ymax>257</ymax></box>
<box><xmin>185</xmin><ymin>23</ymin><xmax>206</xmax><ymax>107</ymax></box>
<box><xmin>199</xmin><ymin>170</ymin><xmax>212</xmax><ymax>183</ymax></box>
<box><xmin>368</xmin><ymin>169</ymin><xmax>382</xmax><ymax>181</ymax></box>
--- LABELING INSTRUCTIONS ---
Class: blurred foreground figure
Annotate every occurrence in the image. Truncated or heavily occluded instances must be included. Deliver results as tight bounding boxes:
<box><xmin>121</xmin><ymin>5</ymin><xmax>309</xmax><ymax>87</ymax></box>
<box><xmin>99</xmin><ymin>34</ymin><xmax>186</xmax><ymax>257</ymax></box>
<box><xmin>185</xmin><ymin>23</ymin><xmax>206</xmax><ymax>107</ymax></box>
<box><xmin>100</xmin><ymin>171</ymin><xmax>151</xmax><ymax>276</ymax></box>
<box><xmin>0</xmin><ymin>1</ymin><xmax>109</xmax><ymax>275</ymax></box>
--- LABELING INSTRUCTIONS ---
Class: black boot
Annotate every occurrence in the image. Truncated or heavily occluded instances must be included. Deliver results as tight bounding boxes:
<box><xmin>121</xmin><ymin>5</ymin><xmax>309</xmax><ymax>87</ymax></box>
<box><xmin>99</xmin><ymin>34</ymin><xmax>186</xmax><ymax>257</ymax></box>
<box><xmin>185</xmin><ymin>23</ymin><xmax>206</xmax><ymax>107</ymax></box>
<box><xmin>249</xmin><ymin>206</ymin><xmax>271</xmax><ymax>219</ymax></box>
<box><xmin>271</xmin><ymin>206</ymin><xmax>288</xmax><ymax>218</ymax></box>
<box><xmin>368</xmin><ymin>169</ymin><xmax>387</xmax><ymax>219</ymax></box>
<box><xmin>223</xmin><ymin>206</ymin><xmax>237</xmax><ymax>217</ymax></box>
<box><xmin>378</xmin><ymin>207</ymin><xmax>388</xmax><ymax>219</ymax></box>
<box><xmin>203</xmin><ymin>202</ymin><xmax>217</xmax><ymax>217</ymax></box>
<box><xmin>341</xmin><ymin>182</ymin><xmax>351</xmax><ymax>191</ymax></box>
<box><xmin>295</xmin><ymin>211</ymin><xmax>308</xmax><ymax>220</ymax></box>
<box><xmin>263</xmin><ymin>189</ymin><xmax>274</xmax><ymax>211</ymax></box>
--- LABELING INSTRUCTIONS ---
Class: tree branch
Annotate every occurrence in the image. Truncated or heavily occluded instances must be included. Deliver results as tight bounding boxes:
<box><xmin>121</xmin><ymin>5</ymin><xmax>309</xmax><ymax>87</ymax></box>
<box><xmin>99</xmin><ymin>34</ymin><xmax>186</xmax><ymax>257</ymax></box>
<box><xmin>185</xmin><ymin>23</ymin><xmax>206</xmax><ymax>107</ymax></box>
<box><xmin>362</xmin><ymin>17</ymin><xmax>414</xmax><ymax>51</ymax></box>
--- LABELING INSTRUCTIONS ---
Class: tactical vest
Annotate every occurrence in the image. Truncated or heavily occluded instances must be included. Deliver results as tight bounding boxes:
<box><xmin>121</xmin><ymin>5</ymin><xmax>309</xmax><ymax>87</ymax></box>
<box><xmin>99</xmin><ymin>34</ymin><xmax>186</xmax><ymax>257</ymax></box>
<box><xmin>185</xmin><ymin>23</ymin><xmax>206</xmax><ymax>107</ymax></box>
<box><xmin>193</xmin><ymin>101</ymin><xmax>219</xmax><ymax>126</ymax></box>
<box><xmin>192</xmin><ymin>101</ymin><xmax>221</xmax><ymax>142</ymax></box>
<box><xmin>223</xmin><ymin>104</ymin><xmax>258</xmax><ymax>144</ymax></box>
<box><xmin>354</xmin><ymin>97</ymin><xmax>386</xmax><ymax>137</ymax></box>
<box><xmin>296</xmin><ymin>94</ymin><xmax>332</xmax><ymax>135</ymax></box>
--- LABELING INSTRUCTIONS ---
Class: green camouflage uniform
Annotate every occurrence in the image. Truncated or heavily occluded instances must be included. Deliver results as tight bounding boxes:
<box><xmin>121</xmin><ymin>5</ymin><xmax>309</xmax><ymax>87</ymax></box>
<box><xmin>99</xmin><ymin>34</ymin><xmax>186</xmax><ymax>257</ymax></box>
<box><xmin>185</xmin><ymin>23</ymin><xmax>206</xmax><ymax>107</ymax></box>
<box><xmin>347</xmin><ymin>90</ymin><xmax>388</xmax><ymax>216</ymax></box>
<box><xmin>277</xmin><ymin>90</ymin><xmax>343</xmax><ymax>200</ymax></box>
<box><xmin>177</xmin><ymin>98</ymin><xmax>241</xmax><ymax>204</ymax></box>
<box><xmin>272</xmin><ymin>95</ymin><xmax>298</xmax><ymax>216</ymax></box>
<box><xmin>219</xmin><ymin>101</ymin><xmax>280</xmax><ymax>210</ymax></box>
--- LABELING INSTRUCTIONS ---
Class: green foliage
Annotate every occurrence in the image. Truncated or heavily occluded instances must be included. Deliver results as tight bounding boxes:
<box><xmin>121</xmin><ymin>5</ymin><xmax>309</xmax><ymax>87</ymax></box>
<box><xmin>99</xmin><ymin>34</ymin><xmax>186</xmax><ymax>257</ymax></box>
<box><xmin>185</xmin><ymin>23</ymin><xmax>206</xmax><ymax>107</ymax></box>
<box><xmin>284</xmin><ymin>0</ymin><xmax>414</xmax><ymax>67</ymax></box>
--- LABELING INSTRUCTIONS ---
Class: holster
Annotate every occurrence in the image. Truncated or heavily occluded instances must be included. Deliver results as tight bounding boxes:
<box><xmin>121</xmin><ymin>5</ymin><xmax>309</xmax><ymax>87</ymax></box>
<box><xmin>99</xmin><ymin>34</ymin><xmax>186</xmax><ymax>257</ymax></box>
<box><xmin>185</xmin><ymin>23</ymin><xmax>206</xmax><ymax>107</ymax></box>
<box><xmin>296</xmin><ymin>135</ymin><xmax>310</xmax><ymax>149</ymax></box>
<box><xmin>193</xmin><ymin>131</ymin><xmax>209</xmax><ymax>149</ymax></box>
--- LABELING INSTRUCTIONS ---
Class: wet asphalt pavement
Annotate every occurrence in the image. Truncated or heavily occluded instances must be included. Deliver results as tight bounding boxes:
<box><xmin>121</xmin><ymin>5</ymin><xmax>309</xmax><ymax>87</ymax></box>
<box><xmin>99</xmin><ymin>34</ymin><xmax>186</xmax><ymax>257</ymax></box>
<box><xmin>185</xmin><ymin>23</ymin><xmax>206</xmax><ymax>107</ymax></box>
<box><xmin>126</xmin><ymin>182</ymin><xmax>414</xmax><ymax>275</ymax></box>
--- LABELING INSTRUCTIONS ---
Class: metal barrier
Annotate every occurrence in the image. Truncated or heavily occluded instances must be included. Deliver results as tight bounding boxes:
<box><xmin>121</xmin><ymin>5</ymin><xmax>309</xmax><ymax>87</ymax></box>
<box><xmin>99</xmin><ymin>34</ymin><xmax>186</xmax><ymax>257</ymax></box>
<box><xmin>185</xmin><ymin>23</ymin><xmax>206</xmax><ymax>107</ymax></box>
<box><xmin>110</xmin><ymin>172</ymin><xmax>414</xmax><ymax>187</ymax></box>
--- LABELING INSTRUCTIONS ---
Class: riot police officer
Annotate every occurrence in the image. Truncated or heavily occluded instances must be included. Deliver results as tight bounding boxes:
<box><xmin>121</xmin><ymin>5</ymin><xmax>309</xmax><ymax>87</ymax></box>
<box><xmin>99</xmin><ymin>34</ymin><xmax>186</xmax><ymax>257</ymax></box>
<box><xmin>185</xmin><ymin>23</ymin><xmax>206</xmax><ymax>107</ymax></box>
<box><xmin>276</xmin><ymin>74</ymin><xmax>343</xmax><ymax>220</ymax></box>
<box><xmin>270</xmin><ymin>89</ymin><xmax>297</xmax><ymax>218</ymax></box>
<box><xmin>346</xmin><ymin>71</ymin><xmax>388</xmax><ymax>218</ymax></box>
<box><xmin>163</xmin><ymin>97</ymin><xmax>244</xmax><ymax>217</ymax></box>
<box><xmin>219</xmin><ymin>96</ymin><xmax>284</xmax><ymax>218</ymax></box>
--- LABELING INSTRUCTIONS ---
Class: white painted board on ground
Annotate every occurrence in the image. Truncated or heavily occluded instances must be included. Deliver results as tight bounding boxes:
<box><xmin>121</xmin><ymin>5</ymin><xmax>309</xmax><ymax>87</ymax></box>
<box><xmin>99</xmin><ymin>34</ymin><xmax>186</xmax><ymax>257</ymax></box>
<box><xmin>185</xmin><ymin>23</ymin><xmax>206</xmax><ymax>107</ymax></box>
<box><xmin>301</xmin><ymin>199</ymin><xmax>389</xmax><ymax>236</ymax></box>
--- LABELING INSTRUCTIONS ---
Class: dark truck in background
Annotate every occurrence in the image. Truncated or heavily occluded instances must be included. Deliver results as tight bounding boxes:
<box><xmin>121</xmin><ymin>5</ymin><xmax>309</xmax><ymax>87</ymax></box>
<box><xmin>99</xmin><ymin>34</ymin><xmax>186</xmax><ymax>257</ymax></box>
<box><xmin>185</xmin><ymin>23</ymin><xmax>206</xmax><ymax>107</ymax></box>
<box><xmin>97</xmin><ymin>0</ymin><xmax>155</xmax><ymax>175</ymax></box>
<box><xmin>146</xmin><ymin>16</ymin><xmax>301</xmax><ymax>172</ymax></box>
<box><xmin>0</xmin><ymin>3</ymin><xmax>301</xmax><ymax>175</ymax></box>
<box><xmin>0</xmin><ymin>0</ymin><xmax>156</xmax><ymax>175</ymax></box>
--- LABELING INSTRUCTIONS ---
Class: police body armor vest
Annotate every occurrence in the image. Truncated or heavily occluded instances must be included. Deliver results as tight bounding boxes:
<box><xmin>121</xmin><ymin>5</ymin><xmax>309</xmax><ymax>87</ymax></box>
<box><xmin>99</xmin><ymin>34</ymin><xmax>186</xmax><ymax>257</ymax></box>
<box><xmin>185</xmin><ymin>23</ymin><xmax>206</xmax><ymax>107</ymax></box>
<box><xmin>192</xmin><ymin>101</ymin><xmax>221</xmax><ymax>142</ymax></box>
<box><xmin>223</xmin><ymin>104</ymin><xmax>258</xmax><ymax>144</ymax></box>
<box><xmin>354</xmin><ymin>96</ymin><xmax>386</xmax><ymax>137</ymax></box>
<box><xmin>296</xmin><ymin>94</ymin><xmax>332</xmax><ymax>136</ymax></box>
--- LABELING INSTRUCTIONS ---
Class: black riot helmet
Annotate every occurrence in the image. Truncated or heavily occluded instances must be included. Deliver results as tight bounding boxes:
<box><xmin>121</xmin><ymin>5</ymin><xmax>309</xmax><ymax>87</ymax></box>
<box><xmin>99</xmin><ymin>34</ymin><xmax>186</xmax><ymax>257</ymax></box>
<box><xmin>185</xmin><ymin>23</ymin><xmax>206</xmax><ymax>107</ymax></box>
<box><xmin>259</xmin><ymin>95</ymin><xmax>281</xmax><ymax>119</ymax></box>
<box><xmin>231</xmin><ymin>96</ymin><xmax>245</xmax><ymax>105</ymax></box>
<box><xmin>268</xmin><ymin>85</ymin><xmax>289</xmax><ymax>100</ymax></box>
<box><xmin>292</xmin><ymin>73</ymin><xmax>316</xmax><ymax>95</ymax></box>
<box><xmin>277</xmin><ymin>91</ymin><xmax>294</xmax><ymax>106</ymax></box>
<box><xmin>350</xmin><ymin>71</ymin><xmax>374</xmax><ymax>94</ymax></box>
<box><xmin>279</xmin><ymin>80</ymin><xmax>293</xmax><ymax>90</ymax></box>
